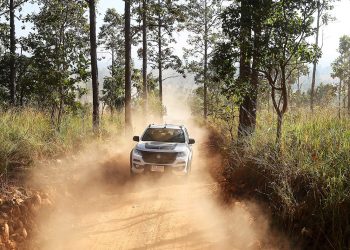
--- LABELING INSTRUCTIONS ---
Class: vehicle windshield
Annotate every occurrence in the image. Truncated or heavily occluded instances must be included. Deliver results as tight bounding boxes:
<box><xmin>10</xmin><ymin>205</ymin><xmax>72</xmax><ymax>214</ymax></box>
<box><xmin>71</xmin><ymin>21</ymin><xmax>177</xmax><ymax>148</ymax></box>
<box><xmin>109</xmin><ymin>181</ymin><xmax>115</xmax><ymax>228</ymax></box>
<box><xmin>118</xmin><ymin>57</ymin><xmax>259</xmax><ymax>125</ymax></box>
<box><xmin>142</xmin><ymin>128</ymin><xmax>185</xmax><ymax>143</ymax></box>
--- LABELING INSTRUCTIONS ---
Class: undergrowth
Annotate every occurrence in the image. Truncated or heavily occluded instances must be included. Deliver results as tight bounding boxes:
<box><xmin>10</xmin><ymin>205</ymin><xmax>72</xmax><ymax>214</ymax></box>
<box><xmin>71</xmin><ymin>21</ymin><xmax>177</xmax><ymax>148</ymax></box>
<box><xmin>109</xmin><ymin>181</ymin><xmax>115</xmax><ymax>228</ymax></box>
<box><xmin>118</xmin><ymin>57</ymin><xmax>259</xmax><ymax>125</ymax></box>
<box><xmin>0</xmin><ymin>109</ymin><xmax>122</xmax><ymax>177</ymax></box>
<box><xmin>213</xmin><ymin>109</ymin><xmax>350</xmax><ymax>250</ymax></box>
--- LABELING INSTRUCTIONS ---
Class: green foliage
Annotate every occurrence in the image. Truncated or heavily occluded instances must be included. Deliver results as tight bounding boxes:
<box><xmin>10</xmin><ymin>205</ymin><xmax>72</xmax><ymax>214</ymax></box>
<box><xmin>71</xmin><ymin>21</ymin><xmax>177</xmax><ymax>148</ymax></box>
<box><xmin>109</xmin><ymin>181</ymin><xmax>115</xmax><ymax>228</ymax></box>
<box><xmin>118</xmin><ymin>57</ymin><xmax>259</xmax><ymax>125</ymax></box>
<box><xmin>290</xmin><ymin>90</ymin><xmax>310</xmax><ymax>108</ymax></box>
<box><xmin>145</xmin><ymin>0</ymin><xmax>186</xmax><ymax>77</ymax></box>
<box><xmin>311</xmin><ymin>83</ymin><xmax>337</xmax><ymax>106</ymax></box>
<box><xmin>332</xmin><ymin>35</ymin><xmax>350</xmax><ymax>82</ymax></box>
<box><xmin>211</xmin><ymin>42</ymin><xmax>239</xmax><ymax>98</ymax></box>
<box><xmin>99</xmin><ymin>8</ymin><xmax>125</xmax><ymax>113</ymax></box>
<box><xmin>101</xmin><ymin>71</ymin><xmax>125</xmax><ymax>112</ymax></box>
<box><xmin>184</xmin><ymin>0</ymin><xmax>222</xmax><ymax>83</ymax></box>
<box><xmin>99</xmin><ymin>8</ymin><xmax>124</xmax><ymax>61</ymax></box>
<box><xmin>0</xmin><ymin>0</ymin><xmax>91</xmax><ymax>123</ymax></box>
<box><xmin>0</xmin><ymin>22</ymin><xmax>9</xmax><ymax>55</ymax></box>
<box><xmin>26</xmin><ymin>1</ymin><xmax>89</xmax><ymax>90</ymax></box>
<box><xmin>131</xmin><ymin>69</ymin><xmax>164</xmax><ymax>115</ymax></box>
<box><xmin>0</xmin><ymin>53</ymin><xmax>38</xmax><ymax>107</ymax></box>
<box><xmin>218</xmin><ymin>0</ymin><xmax>321</xmax><ymax>142</ymax></box>
<box><xmin>190</xmin><ymin>81</ymin><xmax>239</xmax><ymax>139</ymax></box>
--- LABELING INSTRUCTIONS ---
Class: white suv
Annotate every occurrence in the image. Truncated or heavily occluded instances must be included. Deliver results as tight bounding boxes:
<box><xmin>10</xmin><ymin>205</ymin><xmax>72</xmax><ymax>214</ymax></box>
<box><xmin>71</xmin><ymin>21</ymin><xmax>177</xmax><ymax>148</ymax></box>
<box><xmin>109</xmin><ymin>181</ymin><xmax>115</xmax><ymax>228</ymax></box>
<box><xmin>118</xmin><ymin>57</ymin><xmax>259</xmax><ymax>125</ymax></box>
<box><xmin>130</xmin><ymin>124</ymin><xmax>195</xmax><ymax>176</ymax></box>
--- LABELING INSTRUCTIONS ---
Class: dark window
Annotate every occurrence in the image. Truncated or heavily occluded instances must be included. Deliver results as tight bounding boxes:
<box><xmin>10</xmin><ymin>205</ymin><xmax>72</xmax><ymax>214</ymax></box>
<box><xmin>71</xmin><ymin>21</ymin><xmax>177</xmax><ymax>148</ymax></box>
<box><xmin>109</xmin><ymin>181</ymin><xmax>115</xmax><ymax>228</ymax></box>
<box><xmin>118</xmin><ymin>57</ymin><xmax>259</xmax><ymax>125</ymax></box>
<box><xmin>142</xmin><ymin>128</ymin><xmax>186</xmax><ymax>143</ymax></box>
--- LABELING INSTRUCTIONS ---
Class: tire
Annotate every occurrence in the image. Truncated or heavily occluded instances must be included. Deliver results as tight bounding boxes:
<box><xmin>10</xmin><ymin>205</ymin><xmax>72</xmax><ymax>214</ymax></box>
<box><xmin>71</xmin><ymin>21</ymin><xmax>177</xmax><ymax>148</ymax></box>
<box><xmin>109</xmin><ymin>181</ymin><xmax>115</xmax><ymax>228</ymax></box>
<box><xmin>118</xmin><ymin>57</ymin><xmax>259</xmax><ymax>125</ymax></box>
<box><xmin>187</xmin><ymin>156</ymin><xmax>192</xmax><ymax>174</ymax></box>
<box><xmin>129</xmin><ymin>151</ymin><xmax>134</xmax><ymax>177</ymax></box>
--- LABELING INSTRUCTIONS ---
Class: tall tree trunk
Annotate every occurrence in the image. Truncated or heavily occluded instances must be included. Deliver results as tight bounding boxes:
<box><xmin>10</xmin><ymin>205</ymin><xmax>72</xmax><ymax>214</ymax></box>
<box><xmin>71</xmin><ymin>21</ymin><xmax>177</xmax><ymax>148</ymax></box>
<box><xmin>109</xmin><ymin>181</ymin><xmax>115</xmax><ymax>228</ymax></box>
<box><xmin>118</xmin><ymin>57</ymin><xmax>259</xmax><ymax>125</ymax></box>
<box><xmin>238</xmin><ymin>0</ymin><xmax>254</xmax><ymax>138</ymax></box>
<box><xmin>57</xmin><ymin>91</ymin><xmax>64</xmax><ymax>131</ymax></box>
<box><xmin>276</xmin><ymin>67</ymin><xmax>288</xmax><ymax>146</ymax></box>
<box><xmin>142</xmin><ymin>0</ymin><xmax>148</xmax><ymax>117</ymax></box>
<box><xmin>203</xmin><ymin>0</ymin><xmax>208</xmax><ymax>120</ymax></box>
<box><xmin>20</xmin><ymin>86</ymin><xmax>24</xmax><ymax>106</ymax></box>
<box><xmin>157</xmin><ymin>1</ymin><xmax>163</xmax><ymax>109</ymax></box>
<box><xmin>111</xmin><ymin>48</ymin><xmax>115</xmax><ymax>78</ymax></box>
<box><xmin>9</xmin><ymin>0</ymin><xmax>16</xmax><ymax>105</ymax></box>
<box><xmin>310</xmin><ymin>0</ymin><xmax>321</xmax><ymax>113</ymax></box>
<box><xmin>271</xmin><ymin>85</ymin><xmax>284</xmax><ymax>147</ymax></box>
<box><xmin>276</xmin><ymin>113</ymin><xmax>283</xmax><ymax>145</ymax></box>
<box><xmin>338</xmin><ymin>79</ymin><xmax>342</xmax><ymax>119</ymax></box>
<box><xmin>348</xmin><ymin>79</ymin><xmax>350</xmax><ymax>116</ymax></box>
<box><xmin>89</xmin><ymin>0</ymin><xmax>100</xmax><ymax>132</ymax></box>
<box><xmin>297</xmin><ymin>69</ymin><xmax>301</xmax><ymax>92</ymax></box>
<box><xmin>125</xmin><ymin>0</ymin><xmax>133</xmax><ymax>132</ymax></box>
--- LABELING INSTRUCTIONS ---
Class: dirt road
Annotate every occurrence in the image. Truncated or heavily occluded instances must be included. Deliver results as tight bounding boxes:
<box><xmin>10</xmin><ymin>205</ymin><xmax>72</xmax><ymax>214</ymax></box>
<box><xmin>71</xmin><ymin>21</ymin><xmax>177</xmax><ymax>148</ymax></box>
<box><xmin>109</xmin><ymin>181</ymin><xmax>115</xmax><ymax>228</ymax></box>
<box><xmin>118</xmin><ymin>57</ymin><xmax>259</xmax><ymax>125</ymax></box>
<box><xmin>43</xmin><ymin>178</ymin><xmax>228</xmax><ymax>250</ymax></box>
<box><xmin>35</xmin><ymin>161</ymin><xmax>278</xmax><ymax>250</ymax></box>
<box><xmin>31</xmin><ymin>120</ymin><xmax>282</xmax><ymax>250</ymax></box>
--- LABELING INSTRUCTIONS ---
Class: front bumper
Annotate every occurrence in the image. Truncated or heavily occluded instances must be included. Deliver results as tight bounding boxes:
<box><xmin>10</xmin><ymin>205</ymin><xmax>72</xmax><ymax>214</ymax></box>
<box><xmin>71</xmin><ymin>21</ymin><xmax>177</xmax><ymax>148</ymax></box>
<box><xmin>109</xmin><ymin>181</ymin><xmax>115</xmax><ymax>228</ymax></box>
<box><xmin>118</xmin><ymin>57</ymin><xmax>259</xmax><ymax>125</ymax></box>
<box><xmin>131</xmin><ymin>154</ymin><xmax>189</xmax><ymax>176</ymax></box>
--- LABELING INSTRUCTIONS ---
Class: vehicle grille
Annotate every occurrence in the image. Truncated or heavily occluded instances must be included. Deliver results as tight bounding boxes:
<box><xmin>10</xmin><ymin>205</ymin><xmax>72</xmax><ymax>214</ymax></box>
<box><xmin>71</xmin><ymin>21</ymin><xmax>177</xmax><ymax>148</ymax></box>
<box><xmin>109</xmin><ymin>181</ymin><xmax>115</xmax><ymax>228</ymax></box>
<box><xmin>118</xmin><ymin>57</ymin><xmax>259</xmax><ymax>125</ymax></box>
<box><xmin>141</xmin><ymin>151</ymin><xmax>177</xmax><ymax>164</ymax></box>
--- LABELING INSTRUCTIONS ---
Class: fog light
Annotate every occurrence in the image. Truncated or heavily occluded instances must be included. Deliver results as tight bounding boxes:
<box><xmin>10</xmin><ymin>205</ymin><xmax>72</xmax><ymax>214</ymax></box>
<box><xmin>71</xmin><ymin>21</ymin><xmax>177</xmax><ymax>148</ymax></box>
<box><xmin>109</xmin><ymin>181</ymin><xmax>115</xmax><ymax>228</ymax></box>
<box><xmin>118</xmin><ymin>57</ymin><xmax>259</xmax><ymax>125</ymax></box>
<box><xmin>134</xmin><ymin>164</ymin><xmax>144</xmax><ymax>169</ymax></box>
<box><xmin>174</xmin><ymin>165</ymin><xmax>186</xmax><ymax>171</ymax></box>
<box><xmin>177</xmin><ymin>152</ymin><xmax>187</xmax><ymax>158</ymax></box>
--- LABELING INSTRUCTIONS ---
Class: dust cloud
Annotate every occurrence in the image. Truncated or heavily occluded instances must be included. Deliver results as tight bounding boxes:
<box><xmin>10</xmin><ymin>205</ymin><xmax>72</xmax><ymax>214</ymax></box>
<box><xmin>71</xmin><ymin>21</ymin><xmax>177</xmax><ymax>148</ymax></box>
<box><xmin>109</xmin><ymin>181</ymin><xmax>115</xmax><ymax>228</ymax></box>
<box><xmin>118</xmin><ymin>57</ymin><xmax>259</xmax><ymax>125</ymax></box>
<box><xmin>28</xmin><ymin>85</ymin><xmax>290</xmax><ymax>250</ymax></box>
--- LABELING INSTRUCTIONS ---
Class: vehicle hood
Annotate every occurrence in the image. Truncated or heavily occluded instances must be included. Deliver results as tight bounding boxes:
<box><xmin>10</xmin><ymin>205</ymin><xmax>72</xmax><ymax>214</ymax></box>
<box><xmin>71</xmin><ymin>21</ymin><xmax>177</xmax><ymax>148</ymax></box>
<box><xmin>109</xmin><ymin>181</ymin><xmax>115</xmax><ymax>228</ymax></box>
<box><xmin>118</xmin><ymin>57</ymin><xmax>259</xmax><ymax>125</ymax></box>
<box><xmin>136</xmin><ymin>141</ymin><xmax>188</xmax><ymax>152</ymax></box>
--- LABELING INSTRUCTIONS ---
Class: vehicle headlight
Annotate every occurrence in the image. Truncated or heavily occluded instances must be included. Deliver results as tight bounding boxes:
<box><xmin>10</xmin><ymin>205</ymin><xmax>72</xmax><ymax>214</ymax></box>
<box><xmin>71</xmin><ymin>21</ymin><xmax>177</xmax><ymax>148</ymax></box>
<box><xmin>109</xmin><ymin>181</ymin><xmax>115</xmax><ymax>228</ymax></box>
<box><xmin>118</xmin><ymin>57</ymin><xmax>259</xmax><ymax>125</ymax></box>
<box><xmin>133</xmin><ymin>149</ymin><xmax>143</xmax><ymax>157</ymax></box>
<box><xmin>177</xmin><ymin>151</ymin><xmax>188</xmax><ymax>158</ymax></box>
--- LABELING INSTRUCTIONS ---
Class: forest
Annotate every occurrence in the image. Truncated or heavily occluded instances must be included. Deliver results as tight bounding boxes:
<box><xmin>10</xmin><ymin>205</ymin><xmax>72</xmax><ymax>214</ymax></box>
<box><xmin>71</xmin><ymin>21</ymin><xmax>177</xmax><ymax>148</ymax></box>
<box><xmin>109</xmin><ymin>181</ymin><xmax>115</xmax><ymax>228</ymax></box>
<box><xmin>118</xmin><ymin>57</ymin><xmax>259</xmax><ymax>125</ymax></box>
<box><xmin>0</xmin><ymin>0</ymin><xmax>349</xmax><ymax>249</ymax></box>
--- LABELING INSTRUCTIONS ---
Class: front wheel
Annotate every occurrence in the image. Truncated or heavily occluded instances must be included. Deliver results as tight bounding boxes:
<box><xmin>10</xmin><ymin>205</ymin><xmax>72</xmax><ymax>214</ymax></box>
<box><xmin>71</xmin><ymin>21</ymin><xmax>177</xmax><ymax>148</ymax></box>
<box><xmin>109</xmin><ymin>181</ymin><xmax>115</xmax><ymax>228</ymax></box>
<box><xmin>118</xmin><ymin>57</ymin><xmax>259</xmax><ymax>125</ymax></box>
<box><xmin>187</xmin><ymin>157</ymin><xmax>192</xmax><ymax>174</ymax></box>
<box><xmin>129</xmin><ymin>151</ymin><xmax>134</xmax><ymax>177</ymax></box>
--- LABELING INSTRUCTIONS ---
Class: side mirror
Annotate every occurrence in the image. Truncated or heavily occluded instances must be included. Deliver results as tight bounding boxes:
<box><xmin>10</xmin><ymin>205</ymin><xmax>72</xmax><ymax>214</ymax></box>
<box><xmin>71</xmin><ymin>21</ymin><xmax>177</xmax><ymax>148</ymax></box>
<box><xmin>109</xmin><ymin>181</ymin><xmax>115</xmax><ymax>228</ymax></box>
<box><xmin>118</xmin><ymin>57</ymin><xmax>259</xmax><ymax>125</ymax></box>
<box><xmin>189</xmin><ymin>138</ymin><xmax>195</xmax><ymax>145</ymax></box>
<box><xmin>133</xmin><ymin>136</ymin><xmax>140</xmax><ymax>142</ymax></box>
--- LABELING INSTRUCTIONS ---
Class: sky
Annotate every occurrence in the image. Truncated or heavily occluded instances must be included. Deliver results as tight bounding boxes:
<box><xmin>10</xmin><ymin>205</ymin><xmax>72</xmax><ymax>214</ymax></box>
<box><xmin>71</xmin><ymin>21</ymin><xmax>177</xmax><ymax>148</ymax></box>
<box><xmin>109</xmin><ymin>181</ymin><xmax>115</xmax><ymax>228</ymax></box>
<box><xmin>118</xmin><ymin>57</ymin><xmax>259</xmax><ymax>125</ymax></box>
<box><xmin>11</xmin><ymin>0</ymin><xmax>350</xmax><ymax>88</ymax></box>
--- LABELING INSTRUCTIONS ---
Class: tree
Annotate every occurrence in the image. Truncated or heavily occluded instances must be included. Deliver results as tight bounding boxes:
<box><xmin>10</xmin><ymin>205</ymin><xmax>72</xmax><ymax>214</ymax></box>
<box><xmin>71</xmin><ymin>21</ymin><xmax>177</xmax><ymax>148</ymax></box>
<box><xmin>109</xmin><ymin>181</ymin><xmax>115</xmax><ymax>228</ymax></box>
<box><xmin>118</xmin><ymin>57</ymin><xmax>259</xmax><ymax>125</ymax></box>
<box><xmin>125</xmin><ymin>0</ymin><xmax>133</xmax><ymax>132</ymax></box>
<box><xmin>0</xmin><ymin>0</ymin><xmax>29</xmax><ymax>105</ymax></box>
<box><xmin>24</xmin><ymin>0</ymin><xmax>90</xmax><ymax>127</ymax></box>
<box><xmin>146</xmin><ymin>0</ymin><xmax>185</xmax><ymax>110</ymax></box>
<box><xmin>285</xmin><ymin>58</ymin><xmax>309</xmax><ymax>109</ymax></box>
<box><xmin>332</xmin><ymin>35</ymin><xmax>350</xmax><ymax>116</ymax></box>
<box><xmin>0</xmin><ymin>22</ymin><xmax>9</xmax><ymax>56</ymax></box>
<box><xmin>184</xmin><ymin>0</ymin><xmax>223</xmax><ymax>120</ymax></box>
<box><xmin>87</xmin><ymin>0</ymin><xmax>100</xmax><ymax>132</ymax></box>
<box><xmin>0</xmin><ymin>53</ymin><xmax>33</xmax><ymax>107</ymax></box>
<box><xmin>310</xmin><ymin>0</ymin><xmax>338</xmax><ymax>112</ymax></box>
<box><xmin>99</xmin><ymin>8</ymin><xmax>125</xmax><ymax>76</ymax></box>
<box><xmin>9</xmin><ymin>0</ymin><xmax>15</xmax><ymax>105</ymax></box>
<box><xmin>101</xmin><ymin>67</ymin><xmax>125</xmax><ymax>116</ymax></box>
<box><xmin>220</xmin><ymin>0</ymin><xmax>319</xmax><ymax>144</ymax></box>
<box><xmin>310</xmin><ymin>83</ymin><xmax>337</xmax><ymax>107</ymax></box>
<box><xmin>220</xmin><ymin>0</ymin><xmax>271</xmax><ymax>137</ymax></box>
<box><xmin>142</xmin><ymin>0</ymin><xmax>148</xmax><ymax>114</ymax></box>
<box><xmin>258</xmin><ymin>0</ymin><xmax>319</xmax><ymax>144</ymax></box>
<box><xmin>99</xmin><ymin>8</ymin><xmax>125</xmax><ymax>117</ymax></box>
<box><xmin>0</xmin><ymin>20</ymin><xmax>10</xmax><ymax>103</ymax></box>
<box><xmin>237</xmin><ymin>0</ymin><xmax>254</xmax><ymax>137</ymax></box>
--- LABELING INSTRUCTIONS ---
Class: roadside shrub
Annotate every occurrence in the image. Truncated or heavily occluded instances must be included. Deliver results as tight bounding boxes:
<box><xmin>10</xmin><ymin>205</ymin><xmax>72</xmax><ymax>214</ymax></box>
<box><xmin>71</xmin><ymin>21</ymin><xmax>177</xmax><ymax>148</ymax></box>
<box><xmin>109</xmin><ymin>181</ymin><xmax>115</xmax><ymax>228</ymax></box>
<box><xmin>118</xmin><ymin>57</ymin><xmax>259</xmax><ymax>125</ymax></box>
<box><xmin>0</xmin><ymin>109</ymin><xmax>121</xmax><ymax>176</ymax></box>
<box><xmin>217</xmin><ymin>109</ymin><xmax>350</xmax><ymax>249</ymax></box>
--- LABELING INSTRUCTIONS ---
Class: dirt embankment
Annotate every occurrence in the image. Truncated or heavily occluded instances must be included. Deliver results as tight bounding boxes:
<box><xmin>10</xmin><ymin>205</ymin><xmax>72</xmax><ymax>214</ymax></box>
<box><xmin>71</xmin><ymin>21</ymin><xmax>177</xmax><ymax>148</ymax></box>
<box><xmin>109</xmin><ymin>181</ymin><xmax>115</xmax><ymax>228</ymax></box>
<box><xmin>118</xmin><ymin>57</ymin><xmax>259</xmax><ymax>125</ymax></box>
<box><xmin>0</xmin><ymin>188</ymin><xmax>53</xmax><ymax>249</ymax></box>
<box><xmin>0</xmin><ymin>137</ymin><xmax>131</xmax><ymax>250</ymax></box>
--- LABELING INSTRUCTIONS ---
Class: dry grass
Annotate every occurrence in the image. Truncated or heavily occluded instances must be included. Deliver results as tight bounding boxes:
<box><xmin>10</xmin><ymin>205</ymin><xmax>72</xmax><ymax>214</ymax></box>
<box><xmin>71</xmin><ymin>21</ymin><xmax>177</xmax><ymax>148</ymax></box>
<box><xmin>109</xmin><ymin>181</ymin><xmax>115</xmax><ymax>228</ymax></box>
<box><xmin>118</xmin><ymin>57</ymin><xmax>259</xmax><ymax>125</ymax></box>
<box><xmin>0</xmin><ymin>109</ymin><xmax>122</xmax><ymax>178</ymax></box>
<box><xmin>216</xmin><ymin>108</ymin><xmax>350</xmax><ymax>249</ymax></box>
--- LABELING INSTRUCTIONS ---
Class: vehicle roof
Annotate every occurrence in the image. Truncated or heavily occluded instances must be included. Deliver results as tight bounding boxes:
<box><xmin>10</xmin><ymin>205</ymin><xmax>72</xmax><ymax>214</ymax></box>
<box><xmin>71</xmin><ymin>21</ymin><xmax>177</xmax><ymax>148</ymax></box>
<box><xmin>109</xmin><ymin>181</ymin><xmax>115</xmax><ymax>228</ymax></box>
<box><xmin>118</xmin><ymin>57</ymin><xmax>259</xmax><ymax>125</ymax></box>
<box><xmin>148</xmin><ymin>124</ymin><xmax>184</xmax><ymax>129</ymax></box>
